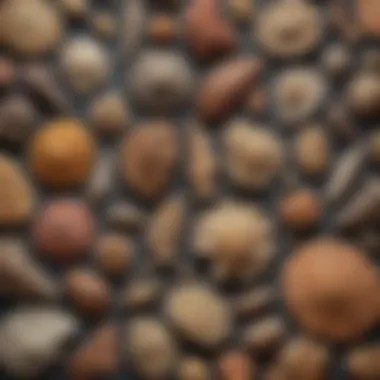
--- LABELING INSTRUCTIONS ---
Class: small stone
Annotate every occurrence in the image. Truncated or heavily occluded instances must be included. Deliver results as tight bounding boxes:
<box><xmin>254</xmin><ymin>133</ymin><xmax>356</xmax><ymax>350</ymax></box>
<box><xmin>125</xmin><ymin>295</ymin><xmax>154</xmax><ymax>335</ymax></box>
<box><xmin>0</xmin><ymin>57</ymin><xmax>15</xmax><ymax>89</ymax></box>
<box><xmin>119</xmin><ymin>121</ymin><xmax>178</xmax><ymax>200</ymax></box>
<box><xmin>246</xmin><ymin>87</ymin><xmax>267</xmax><ymax>115</ymax></box>
<box><xmin>370</xmin><ymin>130</ymin><xmax>380</xmax><ymax>166</ymax></box>
<box><xmin>147</xmin><ymin>194</ymin><xmax>186</xmax><ymax>266</ymax></box>
<box><xmin>68</xmin><ymin>324</ymin><xmax>117</xmax><ymax>379</ymax></box>
<box><xmin>362</xmin><ymin>50</ymin><xmax>380</xmax><ymax>74</ymax></box>
<box><xmin>256</xmin><ymin>2</ymin><xmax>322</xmax><ymax>58</ymax></box>
<box><xmin>106</xmin><ymin>202</ymin><xmax>146</xmax><ymax>231</ymax></box>
<box><xmin>357</xmin><ymin>0</ymin><xmax>380</xmax><ymax>40</ymax></box>
<box><xmin>0</xmin><ymin>95</ymin><xmax>37</xmax><ymax>146</ymax></box>
<box><xmin>122</xmin><ymin>278</ymin><xmax>162</xmax><ymax>310</ymax></box>
<box><xmin>0</xmin><ymin>0</ymin><xmax>62</xmax><ymax>56</ymax></box>
<box><xmin>129</xmin><ymin>50</ymin><xmax>193</xmax><ymax>112</ymax></box>
<box><xmin>281</xmin><ymin>238</ymin><xmax>379</xmax><ymax>342</ymax></box>
<box><xmin>347</xmin><ymin>345</ymin><xmax>380</xmax><ymax>380</ymax></box>
<box><xmin>61</xmin><ymin>37</ymin><xmax>109</xmax><ymax>93</ymax></box>
<box><xmin>0</xmin><ymin>238</ymin><xmax>59</xmax><ymax>301</ymax></box>
<box><xmin>178</xmin><ymin>357</ymin><xmax>210</xmax><ymax>380</ymax></box>
<box><xmin>33</xmin><ymin>199</ymin><xmax>95</xmax><ymax>264</ymax></box>
<box><xmin>28</xmin><ymin>118</ymin><xmax>95</xmax><ymax>188</ymax></box>
<box><xmin>329</xmin><ymin>0</ymin><xmax>358</xmax><ymax>42</ymax></box>
<box><xmin>196</xmin><ymin>58</ymin><xmax>261</xmax><ymax>124</ymax></box>
<box><xmin>59</xmin><ymin>0</ymin><xmax>87</xmax><ymax>19</ymax></box>
<box><xmin>164</xmin><ymin>284</ymin><xmax>231</xmax><ymax>348</ymax></box>
<box><xmin>273</xmin><ymin>68</ymin><xmax>327</xmax><ymax>124</ymax></box>
<box><xmin>0</xmin><ymin>307</ymin><xmax>78</xmax><ymax>378</ymax></box>
<box><xmin>278</xmin><ymin>189</ymin><xmax>321</xmax><ymax>230</ymax></box>
<box><xmin>322</xmin><ymin>44</ymin><xmax>351</xmax><ymax>78</ymax></box>
<box><xmin>0</xmin><ymin>154</ymin><xmax>35</xmax><ymax>226</ymax></box>
<box><xmin>295</xmin><ymin>125</ymin><xmax>330</xmax><ymax>177</ymax></box>
<box><xmin>228</xmin><ymin>0</ymin><xmax>253</xmax><ymax>24</ymax></box>
<box><xmin>91</xmin><ymin>12</ymin><xmax>116</xmax><ymax>39</ymax></box>
<box><xmin>127</xmin><ymin>317</ymin><xmax>177</xmax><ymax>380</ymax></box>
<box><xmin>184</xmin><ymin>0</ymin><xmax>236</xmax><ymax>61</ymax></box>
<box><xmin>244</xmin><ymin>317</ymin><xmax>286</xmax><ymax>356</ymax></box>
<box><xmin>148</xmin><ymin>14</ymin><xmax>177</xmax><ymax>44</ymax></box>
<box><xmin>65</xmin><ymin>269</ymin><xmax>110</xmax><ymax>317</ymax></box>
<box><xmin>327</xmin><ymin>102</ymin><xmax>356</xmax><ymax>142</ymax></box>
<box><xmin>96</xmin><ymin>234</ymin><xmax>134</xmax><ymax>277</ymax></box>
<box><xmin>224</xmin><ymin>120</ymin><xmax>283</xmax><ymax>191</ymax></box>
<box><xmin>218</xmin><ymin>351</ymin><xmax>254</xmax><ymax>380</ymax></box>
<box><xmin>194</xmin><ymin>202</ymin><xmax>274</xmax><ymax>282</ymax></box>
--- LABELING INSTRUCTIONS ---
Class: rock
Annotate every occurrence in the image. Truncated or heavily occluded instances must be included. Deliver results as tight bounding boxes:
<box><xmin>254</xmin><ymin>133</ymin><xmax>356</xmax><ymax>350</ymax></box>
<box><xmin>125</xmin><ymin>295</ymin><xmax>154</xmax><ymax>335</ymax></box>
<box><xmin>127</xmin><ymin>317</ymin><xmax>177</xmax><ymax>380</ymax></box>
<box><xmin>193</xmin><ymin>202</ymin><xmax>274</xmax><ymax>281</ymax></box>
<box><xmin>0</xmin><ymin>57</ymin><xmax>15</xmax><ymax>89</ymax></box>
<box><xmin>273</xmin><ymin>68</ymin><xmax>327</xmax><ymax>124</ymax></box>
<box><xmin>196</xmin><ymin>58</ymin><xmax>261</xmax><ymax>124</ymax></box>
<box><xmin>347</xmin><ymin>345</ymin><xmax>380</xmax><ymax>380</ymax></box>
<box><xmin>33</xmin><ymin>199</ymin><xmax>95</xmax><ymax>264</ymax></box>
<box><xmin>327</xmin><ymin>102</ymin><xmax>356</xmax><ymax>142</ymax></box>
<box><xmin>65</xmin><ymin>269</ymin><xmax>110</xmax><ymax>317</ymax></box>
<box><xmin>61</xmin><ymin>37</ymin><xmax>109</xmax><ymax>93</ymax></box>
<box><xmin>122</xmin><ymin>278</ymin><xmax>162</xmax><ymax>310</ymax></box>
<box><xmin>370</xmin><ymin>130</ymin><xmax>380</xmax><ymax>166</ymax></box>
<box><xmin>59</xmin><ymin>0</ymin><xmax>87</xmax><ymax>19</ymax></box>
<box><xmin>329</xmin><ymin>0</ymin><xmax>358</xmax><ymax>42</ymax></box>
<box><xmin>218</xmin><ymin>351</ymin><xmax>254</xmax><ymax>380</ymax></box>
<box><xmin>362</xmin><ymin>50</ymin><xmax>380</xmax><ymax>74</ymax></box>
<box><xmin>322</xmin><ymin>44</ymin><xmax>351</xmax><ymax>78</ymax></box>
<box><xmin>147</xmin><ymin>194</ymin><xmax>186</xmax><ymax>266</ymax></box>
<box><xmin>278</xmin><ymin>189</ymin><xmax>321</xmax><ymax>230</ymax></box>
<box><xmin>0</xmin><ymin>95</ymin><xmax>37</xmax><ymax>146</ymax></box>
<box><xmin>119</xmin><ymin>121</ymin><xmax>178</xmax><ymax>200</ymax></box>
<box><xmin>184</xmin><ymin>0</ymin><xmax>236</xmax><ymax>61</ymax></box>
<box><xmin>89</xmin><ymin>92</ymin><xmax>130</xmax><ymax>136</ymax></box>
<box><xmin>224</xmin><ymin>119</ymin><xmax>283</xmax><ymax>191</ymax></box>
<box><xmin>91</xmin><ymin>12</ymin><xmax>116</xmax><ymax>40</ymax></box>
<box><xmin>255</xmin><ymin>2</ymin><xmax>322</xmax><ymax>58</ymax></box>
<box><xmin>106</xmin><ymin>202</ymin><xmax>146</xmax><ymax>231</ymax></box>
<box><xmin>147</xmin><ymin>14</ymin><xmax>178</xmax><ymax>44</ymax></box>
<box><xmin>357</xmin><ymin>0</ymin><xmax>380</xmax><ymax>40</ymax></box>
<box><xmin>96</xmin><ymin>234</ymin><xmax>134</xmax><ymax>277</ymax></box>
<box><xmin>0</xmin><ymin>0</ymin><xmax>62</xmax><ymax>56</ymax></box>
<box><xmin>246</xmin><ymin>87</ymin><xmax>267</xmax><ymax>115</ymax></box>
<box><xmin>0</xmin><ymin>238</ymin><xmax>59</xmax><ymax>300</ymax></box>
<box><xmin>68</xmin><ymin>324</ymin><xmax>117</xmax><ymax>379</ymax></box>
<box><xmin>178</xmin><ymin>357</ymin><xmax>210</xmax><ymax>380</ymax></box>
<box><xmin>295</xmin><ymin>126</ymin><xmax>330</xmax><ymax>177</ymax></box>
<box><xmin>0</xmin><ymin>307</ymin><xmax>78</xmax><ymax>378</ymax></box>
<box><xmin>228</xmin><ymin>0</ymin><xmax>253</xmax><ymax>24</ymax></box>
<box><xmin>129</xmin><ymin>50</ymin><xmax>193</xmax><ymax>112</ymax></box>
<box><xmin>28</xmin><ymin>118</ymin><xmax>95</xmax><ymax>188</ymax></box>
<box><xmin>164</xmin><ymin>284</ymin><xmax>231</xmax><ymax>348</ymax></box>
<box><xmin>281</xmin><ymin>238</ymin><xmax>379</xmax><ymax>342</ymax></box>
<box><xmin>0</xmin><ymin>154</ymin><xmax>35</xmax><ymax>226</ymax></box>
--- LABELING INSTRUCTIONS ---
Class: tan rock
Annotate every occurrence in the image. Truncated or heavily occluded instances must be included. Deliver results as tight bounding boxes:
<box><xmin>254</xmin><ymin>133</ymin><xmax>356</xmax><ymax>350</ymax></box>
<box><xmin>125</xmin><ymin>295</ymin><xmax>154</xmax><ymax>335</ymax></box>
<box><xmin>148</xmin><ymin>14</ymin><xmax>177</xmax><ymax>44</ymax></box>
<box><xmin>178</xmin><ymin>357</ymin><xmax>210</xmax><ymax>380</ymax></box>
<box><xmin>122</xmin><ymin>278</ymin><xmax>162</xmax><ymax>310</ymax></box>
<box><xmin>347</xmin><ymin>345</ymin><xmax>380</xmax><ymax>380</ymax></box>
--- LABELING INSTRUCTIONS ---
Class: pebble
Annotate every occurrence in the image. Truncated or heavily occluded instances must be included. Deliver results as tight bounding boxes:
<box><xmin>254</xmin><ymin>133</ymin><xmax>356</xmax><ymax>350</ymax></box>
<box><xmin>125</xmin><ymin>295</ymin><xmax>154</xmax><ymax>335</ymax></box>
<box><xmin>59</xmin><ymin>0</ymin><xmax>87</xmax><ymax>19</ymax></box>
<box><xmin>370</xmin><ymin>130</ymin><xmax>380</xmax><ymax>165</ymax></box>
<box><xmin>0</xmin><ymin>154</ymin><xmax>35</xmax><ymax>226</ymax></box>
<box><xmin>327</xmin><ymin>102</ymin><xmax>356</xmax><ymax>142</ymax></box>
<box><xmin>243</xmin><ymin>317</ymin><xmax>286</xmax><ymax>356</ymax></box>
<box><xmin>122</xmin><ymin>278</ymin><xmax>162</xmax><ymax>310</ymax></box>
<box><xmin>65</xmin><ymin>269</ymin><xmax>110</xmax><ymax>317</ymax></box>
<box><xmin>322</xmin><ymin>44</ymin><xmax>351</xmax><ymax>78</ymax></box>
<box><xmin>0</xmin><ymin>57</ymin><xmax>15</xmax><ymax>89</ymax></box>
<box><xmin>218</xmin><ymin>351</ymin><xmax>254</xmax><ymax>380</ymax></box>
<box><xmin>61</xmin><ymin>37</ymin><xmax>109</xmax><ymax>93</ymax></box>
<box><xmin>96</xmin><ymin>234</ymin><xmax>134</xmax><ymax>277</ymax></box>
<box><xmin>228</xmin><ymin>0</ymin><xmax>253</xmax><ymax>24</ymax></box>
<box><xmin>129</xmin><ymin>50</ymin><xmax>193</xmax><ymax>112</ymax></box>
<box><xmin>295</xmin><ymin>125</ymin><xmax>330</xmax><ymax>177</ymax></box>
<box><xmin>357</xmin><ymin>0</ymin><xmax>380</xmax><ymax>40</ymax></box>
<box><xmin>281</xmin><ymin>238</ymin><xmax>379</xmax><ymax>342</ymax></box>
<box><xmin>224</xmin><ymin>119</ymin><xmax>283</xmax><ymax>191</ymax></box>
<box><xmin>0</xmin><ymin>307</ymin><xmax>78</xmax><ymax>378</ymax></box>
<box><xmin>0</xmin><ymin>95</ymin><xmax>37</xmax><ymax>146</ymax></box>
<box><xmin>256</xmin><ymin>2</ymin><xmax>322</xmax><ymax>58</ymax></box>
<box><xmin>147</xmin><ymin>194</ymin><xmax>186</xmax><ymax>266</ymax></box>
<box><xmin>119</xmin><ymin>121</ymin><xmax>178</xmax><ymax>200</ymax></box>
<box><xmin>106</xmin><ymin>202</ymin><xmax>146</xmax><ymax>231</ymax></box>
<box><xmin>194</xmin><ymin>202</ymin><xmax>274</xmax><ymax>282</ymax></box>
<box><xmin>127</xmin><ymin>317</ymin><xmax>177</xmax><ymax>380</ymax></box>
<box><xmin>148</xmin><ymin>14</ymin><xmax>178</xmax><ymax>44</ymax></box>
<box><xmin>164</xmin><ymin>284</ymin><xmax>231</xmax><ymax>348</ymax></box>
<box><xmin>347</xmin><ymin>345</ymin><xmax>380</xmax><ymax>380</ymax></box>
<box><xmin>33</xmin><ymin>199</ymin><xmax>95</xmax><ymax>264</ymax></box>
<box><xmin>278</xmin><ymin>189</ymin><xmax>321</xmax><ymax>230</ymax></box>
<box><xmin>184</xmin><ymin>0</ymin><xmax>236</xmax><ymax>61</ymax></box>
<box><xmin>0</xmin><ymin>238</ymin><xmax>59</xmax><ymax>301</ymax></box>
<box><xmin>0</xmin><ymin>0</ymin><xmax>62</xmax><ymax>56</ymax></box>
<box><xmin>196</xmin><ymin>58</ymin><xmax>261</xmax><ymax>124</ymax></box>
<box><xmin>178</xmin><ymin>357</ymin><xmax>210</xmax><ymax>380</ymax></box>
<box><xmin>362</xmin><ymin>50</ymin><xmax>380</xmax><ymax>74</ymax></box>
<box><xmin>91</xmin><ymin>12</ymin><xmax>116</xmax><ymax>39</ymax></box>
<box><xmin>329</xmin><ymin>0</ymin><xmax>358</xmax><ymax>42</ymax></box>
<box><xmin>28</xmin><ymin>118</ymin><xmax>95</xmax><ymax>188</ymax></box>
<box><xmin>246</xmin><ymin>87</ymin><xmax>267</xmax><ymax>116</ymax></box>
<box><xmin>68</xmin><ymin>324</ymin><xmax>117</xmax><ymax>379</ymax></box>
<box><xmin>273</xmin><ymin>68</ymin><xmax>327</xmax><ymax>124</ymax></box>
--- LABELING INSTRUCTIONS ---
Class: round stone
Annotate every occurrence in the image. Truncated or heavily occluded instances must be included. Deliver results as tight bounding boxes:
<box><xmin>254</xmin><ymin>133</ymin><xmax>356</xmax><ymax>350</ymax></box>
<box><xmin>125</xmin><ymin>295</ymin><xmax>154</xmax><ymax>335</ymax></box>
<box><xmin>178</xmin><ymin>357</ymin><xmax>210</xmax><ymax>380</ymax></box>
<box><xmin>147</xmin><ymin>14</ymin><xmax>177</xmax><ymax>44</ymax></box>
<box><xmin>322</xmin><ymin>44</ymin><xmax>351</xmax><ymax>78</ymax></box>
<box><xmin>218</xmin><ymin>351</ymin><xmax>254</xmax><ymax>380</ymax></box>
<box><xmin>33</xmin><ymin>199</ymin><xmax>95</xmax><ymax>264</ymax></box>
<box><xmin>281</xmin><ymin>238</ymin><xmax>379</xmax><ymax>342</ymax></box>
<box><xmin>28</xmin><ymin>118</ymin><xmax>95</xmax><ymax>188</ymax></box>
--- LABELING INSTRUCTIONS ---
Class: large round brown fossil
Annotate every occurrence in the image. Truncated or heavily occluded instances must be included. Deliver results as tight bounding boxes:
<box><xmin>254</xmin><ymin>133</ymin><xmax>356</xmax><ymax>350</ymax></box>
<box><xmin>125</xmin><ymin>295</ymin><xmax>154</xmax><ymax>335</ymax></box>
<box><xmin>281</xmin><ymin>237</ymin><xmax>379</xmax><ymax>342</ymax></box>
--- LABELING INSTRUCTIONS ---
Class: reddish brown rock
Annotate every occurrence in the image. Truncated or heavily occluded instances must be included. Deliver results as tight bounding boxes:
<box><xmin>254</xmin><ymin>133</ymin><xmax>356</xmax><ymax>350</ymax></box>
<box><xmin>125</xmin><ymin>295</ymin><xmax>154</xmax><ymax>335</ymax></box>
<box><xmin>0</xmin><ymin>57</ymin><xmax>14</xmax><ymax>89</ymax></box>
<box><xmin>218</xmin><ymin>351</ymin><xmax>255</xmax><ymax>380</ymax></box>
<box><xmin>184</xmin><ymin>0</ymin><xmax>236</xmax><ymax>61</ymax></box>
<box><xmin>196</xmin><ymin>58</ymin><xmax>261</xmax><ymax>124</ymax></box>
<box><xmin>68</xmin><ymin>324</ymin><xmax>117</xmax><ymax>379</ymax></box>
<box><xmin>357</xmin><ymin>0</ymin><xmax>380</xmax><ymax>40</ymax></box>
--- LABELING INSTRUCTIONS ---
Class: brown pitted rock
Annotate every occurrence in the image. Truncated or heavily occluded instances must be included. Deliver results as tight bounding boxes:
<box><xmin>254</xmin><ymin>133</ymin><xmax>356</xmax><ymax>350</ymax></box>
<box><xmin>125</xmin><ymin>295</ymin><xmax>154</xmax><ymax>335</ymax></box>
<box><xmin>68</xmin><ymin>324</ymin><xmax>117</xmax><ymax>380</ymax></box>
<box><xmin>148</xmin><ymin>14</ymin><xmax>178</xmax><ymax>44</ymax></box>
<box><xmin>178</xmin><ymin>357</ymin><xmax>210</xmax><ymax>380</ymax></box>
<box><xmin>281</xmin><ymin>238</ymin><xmax>379</xmax><ymax>342</ymax></box>
<box><xmin>0</xmin><ymin>154</ymin><xmax>35</xmax><ymax>226</ymax></box>
<box><xmin>65</xmin><ymin>269</ymin><xmax>110</xmax><ymax>317</ymax></box>
<box><xmin>347</xmin><ymin>345</ymin><xmax>380</xmax><ymax>380</ymax></box>
<box><xmin>164</xmin><ymin>284</ymin><xmax>231</xmax><ymax>348</ymax></box>
<box><xmin>184</xmin><ymin>0</ymin><xmax>236</xmax><ymax>61</ymax></box>
<box><xmin>218</xmin><ymin>351</ymin><xmax>255</xmax><ymax>380</ymax></box>
<box><xmin>194</xmin><ymin>202</ymin><xmax>274</xmax><ymax>282</ymax></box>
<box><xmin>357</xmin><ymin>0</ymin><xmax>380</xmax><ymax>40</ymax></box>
<box><xmin>119</xmin><ymin>121</ymin><xmax>178</xmax><ymax>200</ymax></box>
<box><xmin>196</xmin><ymin>58</ymin><xmax>261</xmax><ymax>124</ymax></box>
<box><xmin>28</xmin><ymin>118</ymin><xmax>95</xmax><ymax>188</ymax></box>
<box><xmin>33</xmin><ymin>199</ymin><xmax>95</xmax><ymax>264</ymax></box>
